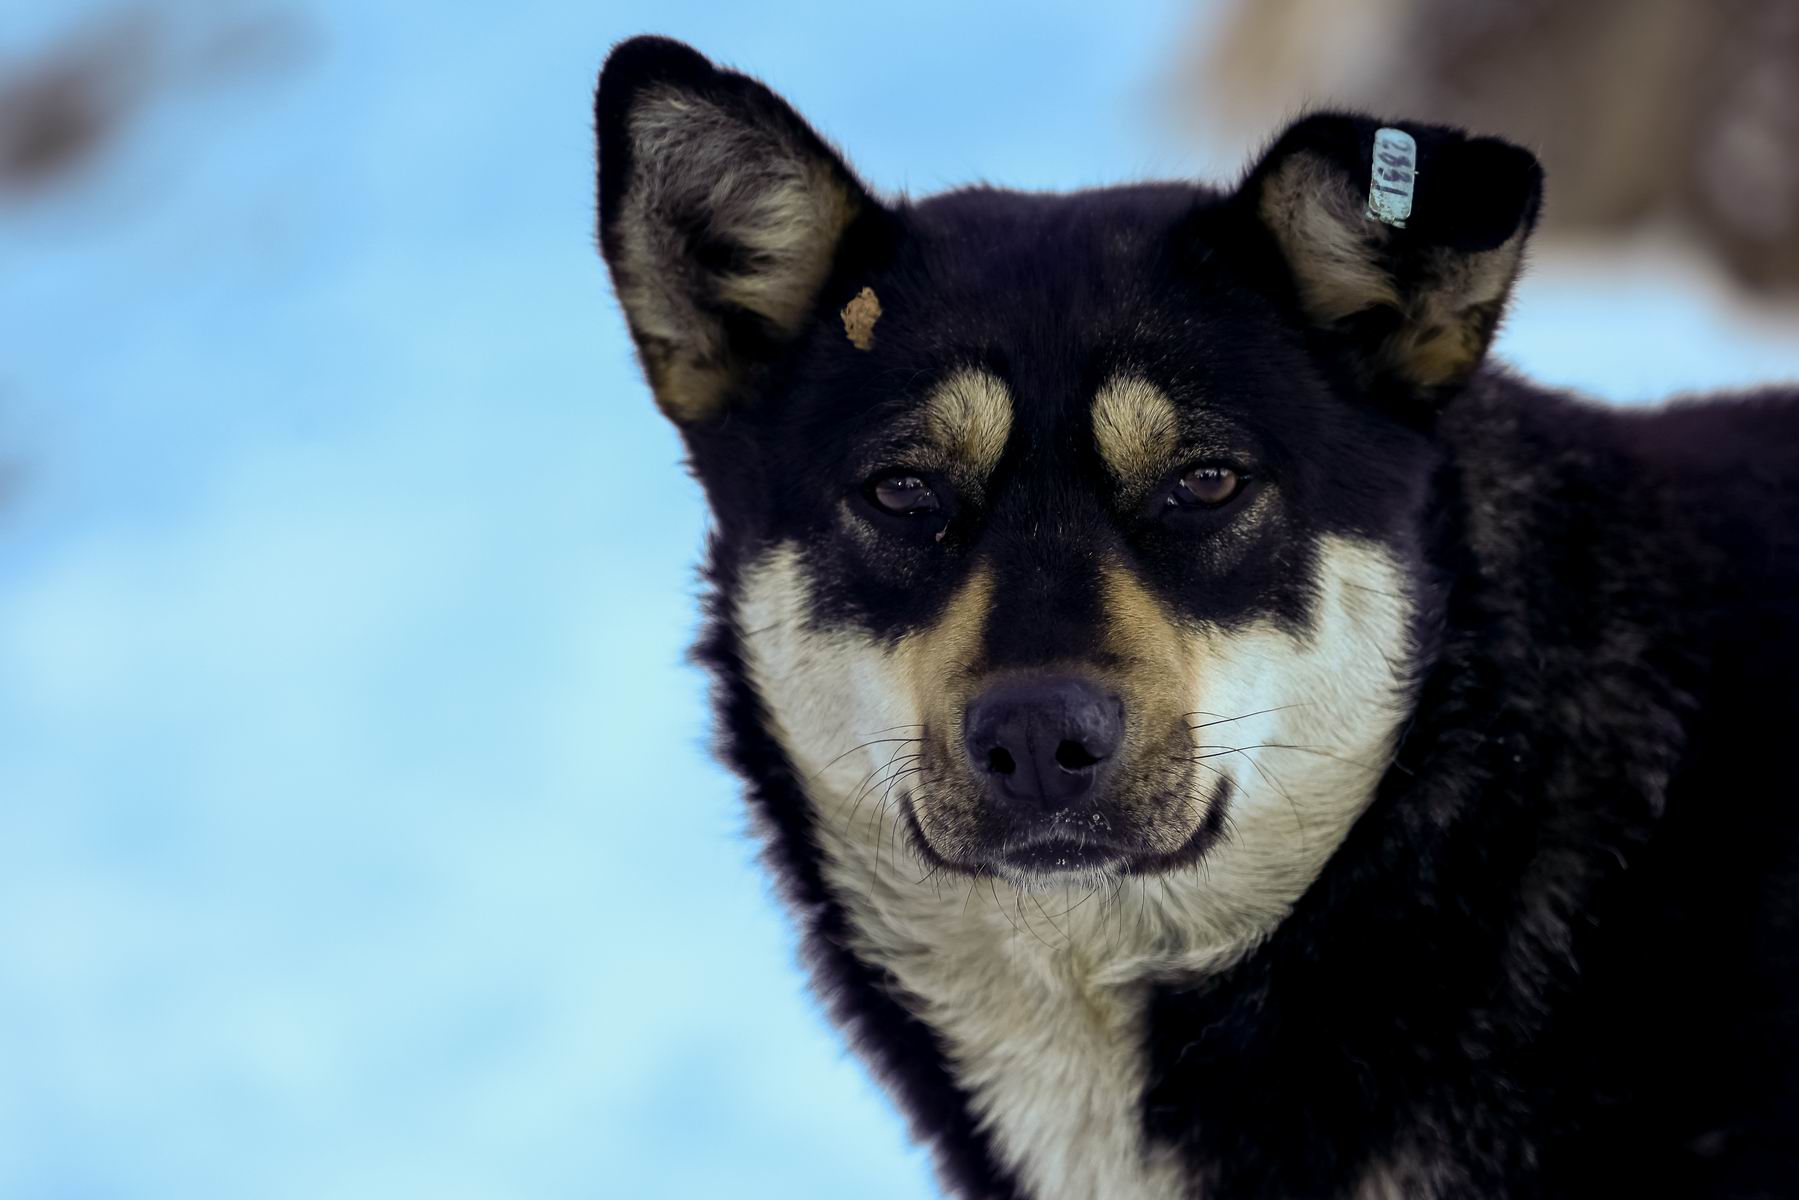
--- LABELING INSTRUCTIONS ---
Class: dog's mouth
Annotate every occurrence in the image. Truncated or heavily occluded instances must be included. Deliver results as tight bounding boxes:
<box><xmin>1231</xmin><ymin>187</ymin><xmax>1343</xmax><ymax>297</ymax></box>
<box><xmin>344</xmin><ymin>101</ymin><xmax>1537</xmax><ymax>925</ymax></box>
<box><xmin>996</xmin><ymin>836</ymin><xmax>1124</xmax><ymax>873</ymax></box>
<box><xmin>899</xmin><ymin>775</ymin><xmax>1234</xmax><ymax>880</ymax></box>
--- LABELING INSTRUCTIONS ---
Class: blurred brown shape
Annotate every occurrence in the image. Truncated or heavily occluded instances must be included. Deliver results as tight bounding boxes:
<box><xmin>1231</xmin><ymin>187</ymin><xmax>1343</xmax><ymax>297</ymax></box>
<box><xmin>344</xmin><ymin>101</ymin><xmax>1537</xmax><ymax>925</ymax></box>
<box><xmin>0</xmin><ymin>3</ymin><xmax>313</xmax><ymax>200</ymax></box>
<box><xmin>0</xmin><ymin>11</ymin><xmax>155</xmax><ymax>194</ymax></box>
<box><xmin>1189</xmin><ymin>0</ymin><xmax>1799</xmax><ymax>293</ymax></box>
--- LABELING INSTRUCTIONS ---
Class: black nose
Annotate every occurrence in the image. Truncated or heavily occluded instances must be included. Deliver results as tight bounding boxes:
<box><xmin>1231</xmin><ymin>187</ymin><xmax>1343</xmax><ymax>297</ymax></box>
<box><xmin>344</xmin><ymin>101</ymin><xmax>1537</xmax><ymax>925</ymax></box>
<box><xmin>963</xmin><ymin>676</ymin><xmax>1124</xmax><ymax>812</ymax></box>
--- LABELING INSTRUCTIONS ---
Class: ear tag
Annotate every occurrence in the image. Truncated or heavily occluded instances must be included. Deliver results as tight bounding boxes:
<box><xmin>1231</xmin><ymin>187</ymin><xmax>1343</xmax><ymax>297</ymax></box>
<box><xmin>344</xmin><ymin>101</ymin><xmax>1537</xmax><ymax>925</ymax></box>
<box><xmin>841</xmin><ymin>286</ymin><xmax>882</xmax><ymax>350</ymax></box>
<box><xmin>1365</xmin><ymin>127</ymin><xmax>1416</xmax><ymax>228</ymax></box>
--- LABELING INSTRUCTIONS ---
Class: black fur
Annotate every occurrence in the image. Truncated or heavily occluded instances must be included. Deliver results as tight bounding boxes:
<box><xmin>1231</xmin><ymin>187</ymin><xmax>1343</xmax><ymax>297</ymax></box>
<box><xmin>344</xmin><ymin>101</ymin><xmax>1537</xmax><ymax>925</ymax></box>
<box><xmin>595</xmin><ymin>36</ymin><xmax>1799</xmax><ymax>1198</ymax></box>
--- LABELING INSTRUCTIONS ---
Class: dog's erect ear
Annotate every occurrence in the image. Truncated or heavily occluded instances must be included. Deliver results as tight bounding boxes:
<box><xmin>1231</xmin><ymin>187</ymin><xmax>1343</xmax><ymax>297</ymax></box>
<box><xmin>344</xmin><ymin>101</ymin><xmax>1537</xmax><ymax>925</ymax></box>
<box><xmin>1234</xmin><ymin>113</ymin><xmax>1543</xmax><ymax>396</ymax></box>
<box><xmin>595</xmin><ymin>37</ymin><xmax>877</xmax><ymax>425</ymax></box>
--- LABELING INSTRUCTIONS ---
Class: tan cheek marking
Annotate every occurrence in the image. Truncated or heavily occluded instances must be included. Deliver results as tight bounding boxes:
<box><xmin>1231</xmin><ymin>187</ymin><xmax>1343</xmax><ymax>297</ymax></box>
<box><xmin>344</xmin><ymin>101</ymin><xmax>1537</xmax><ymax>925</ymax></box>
<box><xmin>1100</xmin><ymin>563</ymin><xmax>1208</xmax><ymax>851</ymax></box>
<box><xmin>924</xmin><ymin>369</ymin><xmax>1012</xmax><ymax>486</ymax></box>
<box><xmin>895</xmin><ymin>563</ymin><xmax>995</xmax><ymax>845</ymax></box>
<box><xmin>1091</xmin><ymin>376</ymin><xmax>1181</xmax><ymax>496</ymax></box>
<box><xmin>1098</xmin><ymin>562</ymin><xmax>1192</xmax><ymax>734</ymax></box>
<box><xmin>897</xmin><ymin>562</ymin><xmax>993</xmax><ymax>735</ymax></box>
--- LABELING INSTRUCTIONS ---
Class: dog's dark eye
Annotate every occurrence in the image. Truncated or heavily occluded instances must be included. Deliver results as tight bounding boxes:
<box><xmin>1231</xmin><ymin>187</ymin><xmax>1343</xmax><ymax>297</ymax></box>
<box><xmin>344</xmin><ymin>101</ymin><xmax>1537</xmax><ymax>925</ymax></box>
<box><xmin>868</xmin><ymin>473</ymin><xmax>942</xmax><ymax>516</ymax></box>
<box><xmin>1167</xmin><ymin>465</ymin><xmax>1243</xmax><ymax>509</ymax></box>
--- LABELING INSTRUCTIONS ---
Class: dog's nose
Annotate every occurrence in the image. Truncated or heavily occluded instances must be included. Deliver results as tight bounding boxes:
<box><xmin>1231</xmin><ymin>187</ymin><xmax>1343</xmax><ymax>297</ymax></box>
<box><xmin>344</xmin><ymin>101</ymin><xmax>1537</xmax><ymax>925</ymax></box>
<box><xmin>963</xmin><ymin>676</ymin><xmax>1124</xmax><ymax>812</ymax></box>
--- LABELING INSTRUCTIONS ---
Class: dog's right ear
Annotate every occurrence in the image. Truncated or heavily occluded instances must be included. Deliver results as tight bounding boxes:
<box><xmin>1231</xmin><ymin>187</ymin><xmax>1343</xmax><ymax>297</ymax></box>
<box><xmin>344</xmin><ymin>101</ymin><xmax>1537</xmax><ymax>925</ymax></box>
<box><xmin>596</xmin><ymin>37</ymin><xmax>878</xmax><ymax>425</ymax></box>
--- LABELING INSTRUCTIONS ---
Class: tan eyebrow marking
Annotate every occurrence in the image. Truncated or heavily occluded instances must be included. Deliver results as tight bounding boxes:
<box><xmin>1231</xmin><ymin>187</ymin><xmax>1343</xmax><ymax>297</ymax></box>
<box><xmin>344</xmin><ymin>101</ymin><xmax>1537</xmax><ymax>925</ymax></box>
<box><xmin>1091</xmin><ymin>375</ymin><xmax>1180</xmax><ymax>494</ymax></box>
<box><xmin>924</xmin><ymin>368</ymin><xmax>1013</xmax><ymax>483</ymax></box>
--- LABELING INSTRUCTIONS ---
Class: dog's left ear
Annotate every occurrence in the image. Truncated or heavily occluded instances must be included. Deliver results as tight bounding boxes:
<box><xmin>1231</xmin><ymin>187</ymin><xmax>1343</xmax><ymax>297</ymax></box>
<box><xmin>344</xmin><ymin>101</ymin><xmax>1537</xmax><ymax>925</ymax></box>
<box><xmin>596</xmin><ymin>36</ymin><xmax>879</xmax><ymax>425</ymax></box>
<box><xmin>1233</xmin><ymin>113</ymin><xmax>1543</xmax><ymax>397</ymax></box>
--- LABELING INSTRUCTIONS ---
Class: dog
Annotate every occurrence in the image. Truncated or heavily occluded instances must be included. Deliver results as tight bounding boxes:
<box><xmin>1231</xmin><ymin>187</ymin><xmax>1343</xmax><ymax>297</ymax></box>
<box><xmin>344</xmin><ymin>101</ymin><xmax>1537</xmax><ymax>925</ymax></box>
<box><xmin>593</xmin><ymin>36</ymin><xmax>1799</xmax><ymax>1198</ymax></box>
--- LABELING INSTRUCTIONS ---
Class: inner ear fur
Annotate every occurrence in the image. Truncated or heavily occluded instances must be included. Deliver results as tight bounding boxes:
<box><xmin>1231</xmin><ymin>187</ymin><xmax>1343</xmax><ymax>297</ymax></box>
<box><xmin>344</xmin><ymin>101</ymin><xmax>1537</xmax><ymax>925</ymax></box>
<box><xmin>595</xmin><ymin>37</ymin><xmax>876</xmax><ymax>424</ymax></box>
<box><xmin>1239</xmin><ymin>112</ymin><xmax>1544</xmax><ymax>394</ymax></box>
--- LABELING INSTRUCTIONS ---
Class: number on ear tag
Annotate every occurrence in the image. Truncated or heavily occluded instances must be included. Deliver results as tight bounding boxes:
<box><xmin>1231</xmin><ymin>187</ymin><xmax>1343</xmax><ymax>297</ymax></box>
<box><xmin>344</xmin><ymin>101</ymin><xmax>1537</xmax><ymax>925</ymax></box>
<box><xmin>1366</xmin><ymin>127</ymin><xmax>1416</xmax><ymax>228</ymax></box>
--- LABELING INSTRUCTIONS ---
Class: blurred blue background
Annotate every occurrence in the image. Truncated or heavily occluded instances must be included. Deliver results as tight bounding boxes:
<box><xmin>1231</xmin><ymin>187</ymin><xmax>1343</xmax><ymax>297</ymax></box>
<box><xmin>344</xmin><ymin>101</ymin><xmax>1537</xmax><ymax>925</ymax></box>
<box><xmin>2</xmin><ymin>2</ymin><xmax>1796</xmax><ymax>1197</ymax></box>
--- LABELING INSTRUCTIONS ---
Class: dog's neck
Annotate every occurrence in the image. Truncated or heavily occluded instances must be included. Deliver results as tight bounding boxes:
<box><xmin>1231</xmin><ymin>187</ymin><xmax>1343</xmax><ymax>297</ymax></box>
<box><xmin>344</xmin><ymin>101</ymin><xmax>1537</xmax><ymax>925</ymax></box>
<box><xmin>816</xmin><ymin>822</ymin><xmax>1263</xmax><ymax>1199</ymax></box>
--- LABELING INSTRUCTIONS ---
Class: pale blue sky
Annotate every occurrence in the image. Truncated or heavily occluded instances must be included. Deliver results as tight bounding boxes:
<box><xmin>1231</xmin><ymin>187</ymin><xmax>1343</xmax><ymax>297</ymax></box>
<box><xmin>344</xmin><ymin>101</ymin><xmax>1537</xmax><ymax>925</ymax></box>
<box><xmin>1</xmin><ymin>3</ymin><xmax>1795</xmax><ymax>1198</ymax></box>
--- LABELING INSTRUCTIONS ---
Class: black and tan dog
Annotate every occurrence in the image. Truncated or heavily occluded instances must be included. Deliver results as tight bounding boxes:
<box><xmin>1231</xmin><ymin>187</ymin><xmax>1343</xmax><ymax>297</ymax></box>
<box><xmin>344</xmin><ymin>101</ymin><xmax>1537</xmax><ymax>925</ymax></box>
<box><xmin>593</xmin><ymin>36</ymin><xmax>1799</xmax><ymax>1199</ymax></box>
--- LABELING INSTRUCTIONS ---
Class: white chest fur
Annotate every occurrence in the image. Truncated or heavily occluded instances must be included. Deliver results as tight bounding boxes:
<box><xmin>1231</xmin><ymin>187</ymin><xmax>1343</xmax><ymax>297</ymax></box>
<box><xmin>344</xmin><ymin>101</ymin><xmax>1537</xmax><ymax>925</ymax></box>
<box><xmin>818</xmin><ymin>836</ymin><xmax>1198</xmax><ymax>1199</ymax></box>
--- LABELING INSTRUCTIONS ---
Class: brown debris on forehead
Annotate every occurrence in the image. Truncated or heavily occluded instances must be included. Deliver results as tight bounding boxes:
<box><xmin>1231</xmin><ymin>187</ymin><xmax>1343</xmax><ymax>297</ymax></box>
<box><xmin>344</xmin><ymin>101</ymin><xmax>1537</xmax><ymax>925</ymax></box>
<box><xmin>841</xmin><ymin>286</ymin><xmax>881</xmax><ymax>350</ymax></box>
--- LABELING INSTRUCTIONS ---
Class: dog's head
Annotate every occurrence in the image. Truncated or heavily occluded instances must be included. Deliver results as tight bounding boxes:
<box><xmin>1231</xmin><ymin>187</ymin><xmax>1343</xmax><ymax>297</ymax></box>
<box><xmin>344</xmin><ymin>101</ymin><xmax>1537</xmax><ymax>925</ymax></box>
<box><xmin>595</xmin><ymin>38</ymin><xmax>1540</xmax><ymax>897</ymax></box>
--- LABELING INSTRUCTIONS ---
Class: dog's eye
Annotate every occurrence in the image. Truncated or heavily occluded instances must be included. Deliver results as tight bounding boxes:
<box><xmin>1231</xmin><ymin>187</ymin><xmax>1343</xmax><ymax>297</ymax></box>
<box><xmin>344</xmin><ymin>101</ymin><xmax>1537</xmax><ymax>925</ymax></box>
<box><xmin>1167</xmin><ymin>465</ymin><xmax>1243</xmax><ymax>509</ymax></box>
<box><xmin>868</xmin><ymin>473</ymin><xmax>942</xmax><ymax>516</ymax></box>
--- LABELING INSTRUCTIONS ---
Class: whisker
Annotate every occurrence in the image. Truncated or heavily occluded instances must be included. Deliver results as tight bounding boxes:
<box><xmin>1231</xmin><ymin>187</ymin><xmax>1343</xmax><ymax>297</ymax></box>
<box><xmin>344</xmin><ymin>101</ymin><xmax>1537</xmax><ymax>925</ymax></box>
<box><xmin>1027</xmin><ymin>889</ymin><xmax>1070</xmax><ymax>945</ymax></box>
<box><xmin>987</xmin><ymin>875</ymin><xmax>1036</xmax><ymax>944</ymax></box>
<box><xmin>883</xmin><ymin>769</ymin><xmax>914</xmax><ymax>875</ymax></box>
<box><xmin>1190</xmin><ymin>741</ymin><xmax>1385</xmax><ymax>772</ymax></box>
<box><xmin>866</xmin><ymin>764</ymin><xmax>923</xmax><ymax>870</ymax></box>
<box><xmin>840</xmin><ymin>742</ymin><xmax>919</xmax><ymax>808</ymax></box>
<box><xmin>810</xmin><ymin>736</ymin><xmax>920</xmax><ymax>782</ymax></box>
<box><xmin>837</xmin><ymin>743</ymin><xmax>918</xmax><ymax>820</ymax></box>
<box><xmin>1013</xmin><ymin>889</ymin><xmax>1059</xmax><ymax>951</ymax></box>
<box><xmin>1195</xmin><ymin>743</ymin><xmax>1305</xmax><ymax>845</ymax></box>
<box><xmin>841</xmin><ymin>751</ymin><xmax>922</xmax><ymax>840</ymax></box>
<box><xmin>962</xmin><ymin>872</ymin><xmax>983</xmax><ymax>919</ymax></box>
<box><xmin>1182</xmin><ymin>703</ymin><xmax>1311</xmax><ymax>731</ymax></box>
<box><xmin>1339</xmin><ymin>580</ymin><xmax>1409</xmax><ymax>600</ymax></box>
<box><xmin>1047</xmin><ymin>883</ymin><xmax>1102</xmax><ymax>921</ymax></box>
